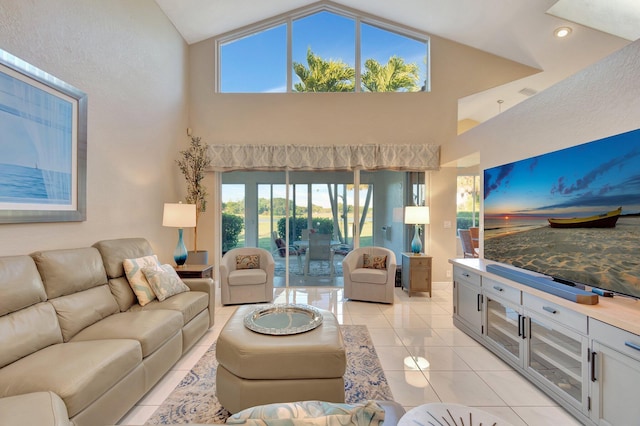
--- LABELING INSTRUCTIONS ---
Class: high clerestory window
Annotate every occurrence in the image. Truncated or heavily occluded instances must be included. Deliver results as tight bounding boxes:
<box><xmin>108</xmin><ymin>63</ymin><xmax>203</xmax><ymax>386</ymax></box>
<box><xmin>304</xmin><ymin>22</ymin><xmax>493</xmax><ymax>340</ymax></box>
<box><xmin>216</xmin><ymin>5</ymin><xmax>430</xmax><ymax>93</ymax></box>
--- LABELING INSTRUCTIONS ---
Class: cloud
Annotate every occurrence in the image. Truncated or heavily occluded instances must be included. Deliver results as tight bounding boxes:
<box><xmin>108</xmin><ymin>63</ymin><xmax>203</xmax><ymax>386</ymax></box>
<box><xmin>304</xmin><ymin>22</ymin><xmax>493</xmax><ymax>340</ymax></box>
<box><xmin>553</xmin><ymin>148</ymin><xmax>640</xmax><ymax>195</ymax></box>
<box><xmin>484</xmin><ymin>163</ymin><xmax>514</xmax><ymax>199</ymax></box>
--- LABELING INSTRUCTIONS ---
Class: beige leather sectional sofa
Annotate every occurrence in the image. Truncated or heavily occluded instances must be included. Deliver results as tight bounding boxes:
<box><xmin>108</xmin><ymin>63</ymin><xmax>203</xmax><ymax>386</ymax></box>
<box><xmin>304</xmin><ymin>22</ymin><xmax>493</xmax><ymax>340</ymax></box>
<box><xmin>0</xmin><ymin>238</ymin><xmax>215</xmax><ymax>426</ymax></box>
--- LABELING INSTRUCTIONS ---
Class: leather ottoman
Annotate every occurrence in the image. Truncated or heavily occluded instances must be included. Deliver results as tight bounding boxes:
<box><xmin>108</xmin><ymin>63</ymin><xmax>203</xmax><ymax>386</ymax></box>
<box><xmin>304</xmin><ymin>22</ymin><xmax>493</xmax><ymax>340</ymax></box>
<box><xmin>216</xmin><ymin>305</ymin><xmax>347</xmax><ymax>413</ymax></box>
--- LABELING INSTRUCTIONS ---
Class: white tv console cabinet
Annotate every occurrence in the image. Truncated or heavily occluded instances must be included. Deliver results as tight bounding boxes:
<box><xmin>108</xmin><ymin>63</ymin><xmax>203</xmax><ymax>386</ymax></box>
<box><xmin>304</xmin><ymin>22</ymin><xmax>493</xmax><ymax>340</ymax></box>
<box><xmin>450</xmin><ymin>258</ymin><xmax>640</xmax><ymax>426</ymax></box>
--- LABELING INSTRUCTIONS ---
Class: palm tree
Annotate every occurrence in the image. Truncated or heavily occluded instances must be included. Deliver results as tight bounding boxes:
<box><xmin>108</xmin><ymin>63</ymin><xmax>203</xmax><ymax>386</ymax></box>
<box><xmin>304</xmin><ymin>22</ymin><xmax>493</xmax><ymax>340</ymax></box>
<box><xmin>361</xmin><ymin>56</ymin><xmax>420</xmax><ymax>92</ymax></box>
<box><xmin>293</xmin><ymin>48</ymin><xmax>355</xmax><ymax>92</ymax></box>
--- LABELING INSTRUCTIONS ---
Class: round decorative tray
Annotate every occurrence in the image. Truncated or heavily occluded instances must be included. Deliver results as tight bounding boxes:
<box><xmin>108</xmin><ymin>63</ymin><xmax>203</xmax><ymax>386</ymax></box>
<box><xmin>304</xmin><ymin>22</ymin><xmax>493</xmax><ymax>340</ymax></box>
<box><xmin>244</xmin><ymin>304</ymin><xmax>323</xmax><ymax>335</ymax></box>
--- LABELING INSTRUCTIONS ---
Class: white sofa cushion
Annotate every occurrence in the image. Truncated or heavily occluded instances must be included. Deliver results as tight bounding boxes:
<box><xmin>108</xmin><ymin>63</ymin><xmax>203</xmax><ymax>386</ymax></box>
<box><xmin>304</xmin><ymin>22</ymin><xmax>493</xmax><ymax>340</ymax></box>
<box><xmin>0</xmin><ymin>302</ymin><xmax>62</xmax><ymax>368</ymax></box>
<box><xmin>228</xmin><ymin>269</ymin><xmax>267</xmax><ymax>286</ymax></box>
<box><xmin>0</xmin><ymin>391</ymin><xmax>71</xmax><ymax>426</ymax></box>
<box><xmin>0</xmin><ymin>339</ymin><xmax>141</xmax><ymax>417</ymax></box>
<box><xmin>350</xmin><ymin>268</ymin><xmax>387</xmax><ymax>285</ymax></box>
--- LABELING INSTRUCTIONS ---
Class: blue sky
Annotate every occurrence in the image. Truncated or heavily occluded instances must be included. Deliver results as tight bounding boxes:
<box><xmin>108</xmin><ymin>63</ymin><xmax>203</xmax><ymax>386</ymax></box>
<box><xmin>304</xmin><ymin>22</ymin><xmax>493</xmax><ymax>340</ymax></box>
<box><xmin>484</xmin><ymin>128</ymin><xmax>640</xmax><ymax>218</ymax></box>
<box><xmin>220</xmin><ymin>11</ymin><xmax>427</xmax><ymax>93</ymax></box>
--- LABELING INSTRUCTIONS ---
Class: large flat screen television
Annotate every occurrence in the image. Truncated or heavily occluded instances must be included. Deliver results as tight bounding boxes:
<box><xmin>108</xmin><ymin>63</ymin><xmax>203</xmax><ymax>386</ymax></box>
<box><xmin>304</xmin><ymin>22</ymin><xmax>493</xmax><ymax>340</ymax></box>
<box><xmin>483</xmin><ymin>128</ymin><xmax>640</xmax><ymax>299</ymax></box>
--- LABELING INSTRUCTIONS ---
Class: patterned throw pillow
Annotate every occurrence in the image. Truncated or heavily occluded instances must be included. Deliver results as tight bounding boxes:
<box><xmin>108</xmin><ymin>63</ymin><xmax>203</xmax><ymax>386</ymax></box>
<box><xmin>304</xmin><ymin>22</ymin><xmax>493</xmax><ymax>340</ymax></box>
<box><xmin>363</xmin><ymin>254</ymin><xmax>387</xmax><ymax>269</ymax></box>
<box><xmin>236</xmin><ymin>254</ymin><xmax>260</xmax><ymax>270</ymax></box>
<box><xmin>227</xmin><ymin>400</ymin><xmax>385</xmax><ymax>425</ymax></box>
<box><xmin>142</xmin><ymin>264</ymin><xmax>190</xmax><ymax>301</ymax></box>
<box><xmin>123</xmin><ymin>255</ymin><xmax>161</xmax><ymax>306</ymax></box>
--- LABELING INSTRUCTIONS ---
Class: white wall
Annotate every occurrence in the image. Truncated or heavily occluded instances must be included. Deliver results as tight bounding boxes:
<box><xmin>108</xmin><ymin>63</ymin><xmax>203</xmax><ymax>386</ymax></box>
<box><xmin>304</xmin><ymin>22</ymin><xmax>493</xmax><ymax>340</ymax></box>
<box><xmin>188</xmin><ymin>31</ymin><xmax>539</xmax><ymax>282</ymax></box>
<box><xmin>0</xmin><ymin>0</ymin><xmax>189</xmax><ymax>261</ymax></box>
<box><xmin>6</xmin><ymin>2</ymin><xmax>627</xmax><ymax>280</ymax></box>
<box><xmin>430</xmin><ymin>167</ymin><xmax>459</xmax><ymax>278</ymax></box>
<box><xmin>442</xmin><ymin>40</ymin><xmax>640</xmax><ymax>259</ymax></box>
<box><xmin>445</xmin><ymin>40</ymin><xmax>640</xmax><ymax>171</ymax></box>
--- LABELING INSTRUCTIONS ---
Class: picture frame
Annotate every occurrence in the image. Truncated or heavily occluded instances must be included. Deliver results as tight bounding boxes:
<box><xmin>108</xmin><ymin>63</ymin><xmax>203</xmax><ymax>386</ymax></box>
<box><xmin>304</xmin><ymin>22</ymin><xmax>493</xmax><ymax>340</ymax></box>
<box><xmin>0</xmin><ymin>48</ymin><xmax>87</xmax><ymax>223</ymax></box>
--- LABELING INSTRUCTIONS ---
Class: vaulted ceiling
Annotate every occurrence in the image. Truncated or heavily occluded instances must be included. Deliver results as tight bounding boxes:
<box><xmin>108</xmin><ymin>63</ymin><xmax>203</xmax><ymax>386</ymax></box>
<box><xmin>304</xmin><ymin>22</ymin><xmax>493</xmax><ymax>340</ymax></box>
<box><xmin>154</xmin><ymin>0</ymin><xmax>635</xmax><ymax>124</ymax></box>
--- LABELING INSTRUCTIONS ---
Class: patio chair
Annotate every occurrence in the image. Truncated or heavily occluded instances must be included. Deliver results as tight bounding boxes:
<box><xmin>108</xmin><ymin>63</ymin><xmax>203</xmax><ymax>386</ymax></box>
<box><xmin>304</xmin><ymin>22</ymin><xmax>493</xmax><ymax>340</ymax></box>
<box><xmin>301</xmin><ymin>229</ymin><xmax>316</xmax><ymax>240</ymax></box>
<box><xmin>459</xmin><ymin>229</ymin><xmax>479</xmax><ymax>258</ymax></box>
<box><xmin>272</xmin><ymin>231</ymin><xmax>304</xmax><ymax>272</ymax></box>
<box><xmin>469</xmin><ymin>227</ymin><xmax>480</xmax><ymax>249</ymax></box>
<box><xmin>304</xmin><ymin>233</ymin><xmax>334</xmax><ymax>276</ymax></box>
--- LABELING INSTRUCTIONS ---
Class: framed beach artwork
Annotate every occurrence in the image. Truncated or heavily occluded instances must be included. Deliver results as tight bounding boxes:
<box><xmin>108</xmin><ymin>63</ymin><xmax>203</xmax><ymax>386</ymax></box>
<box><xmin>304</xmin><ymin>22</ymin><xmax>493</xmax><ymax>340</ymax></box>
<box><xmin>0</xmin><ymin>48</ymin><xmax>87</xmax><ymax>223</ymax></box>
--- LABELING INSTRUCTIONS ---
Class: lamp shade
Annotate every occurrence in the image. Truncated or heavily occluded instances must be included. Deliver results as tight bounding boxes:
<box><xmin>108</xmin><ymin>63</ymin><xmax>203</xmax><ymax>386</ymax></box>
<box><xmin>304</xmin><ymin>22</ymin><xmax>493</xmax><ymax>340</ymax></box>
<box><xmin>162</xmin><ymin>203</ymin><xmax>196</xmax><ymax>228</ymax></box>
<box><xmin>404</xmin><ymin>206</ymin><xmax>430</xmax><ymax>225</ymax></box>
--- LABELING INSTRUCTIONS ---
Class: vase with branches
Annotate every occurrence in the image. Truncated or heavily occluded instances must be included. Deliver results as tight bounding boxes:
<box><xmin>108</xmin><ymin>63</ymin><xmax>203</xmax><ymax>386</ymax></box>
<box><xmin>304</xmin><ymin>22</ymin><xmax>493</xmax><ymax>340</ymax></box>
<box><xmin>176</xmin><ymin>136</ymin><xmax>211</xmax><ymax>254</ymax></box>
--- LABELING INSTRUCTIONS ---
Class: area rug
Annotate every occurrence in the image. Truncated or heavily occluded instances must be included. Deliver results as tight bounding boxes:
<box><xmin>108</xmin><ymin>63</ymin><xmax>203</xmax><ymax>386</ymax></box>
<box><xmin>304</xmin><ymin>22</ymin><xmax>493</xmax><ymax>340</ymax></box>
<box><xmin>146</xmin><ymin>325</ymin><xmax>393</xmax><ymax>424</ymax></box>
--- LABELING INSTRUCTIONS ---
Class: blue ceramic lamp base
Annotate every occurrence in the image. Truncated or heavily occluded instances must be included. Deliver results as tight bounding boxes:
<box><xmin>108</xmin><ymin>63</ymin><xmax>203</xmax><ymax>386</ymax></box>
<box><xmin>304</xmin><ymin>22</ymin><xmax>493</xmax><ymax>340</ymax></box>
<box><xmin>411</xmin><ymin>225</ymin><xmax>422</xmax><ymax>254</ymax></box>
<box><xmin>174</xmin><ymin>228</ymin><xmax>188</xmax><ymax>266</ymax></box>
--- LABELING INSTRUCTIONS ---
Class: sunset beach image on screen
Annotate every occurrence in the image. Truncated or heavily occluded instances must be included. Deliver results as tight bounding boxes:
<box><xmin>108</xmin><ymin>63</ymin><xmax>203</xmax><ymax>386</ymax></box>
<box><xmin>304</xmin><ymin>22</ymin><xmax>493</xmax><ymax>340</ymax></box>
<box><xmin>483</xmin><ymin>128</ymin><xmax>640</xmax><ymax>298</ymax></box>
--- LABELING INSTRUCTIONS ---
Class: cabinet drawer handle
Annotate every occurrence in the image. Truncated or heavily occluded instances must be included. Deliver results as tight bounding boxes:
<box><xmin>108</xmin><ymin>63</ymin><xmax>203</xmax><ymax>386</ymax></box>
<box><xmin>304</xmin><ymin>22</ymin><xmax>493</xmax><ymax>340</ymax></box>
<box><xmin>463</xmin><ymin>272</ymin><xmax>470</xmax><ymax>278</ymax></box>
<box><xmin>542</xmin><ymin>306</ymin><xmax>557</xmax><ymax>314</ymax></box>
<box><xmin>518</xmin><ymin>314</ymin><xmax>522</xmax><ymax>337</ymax></box>
<box><xmin>493</xmin><ymin>285</ymin><xmax>504</xmax><ymax>292</ymax></box>
<box><xmin>624</xmin><ymin>341</ymin><xmax>640</xmax><ymax>352</ymax></box>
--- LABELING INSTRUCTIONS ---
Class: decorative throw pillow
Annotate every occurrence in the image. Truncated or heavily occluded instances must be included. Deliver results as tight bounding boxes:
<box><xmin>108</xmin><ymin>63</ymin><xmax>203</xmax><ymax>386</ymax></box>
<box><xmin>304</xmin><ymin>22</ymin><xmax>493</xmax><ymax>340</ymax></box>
<box><xmin>236</xmin><ymin>254</ymin><xmax>260</xmax><ymax>270</ymax></box>
<box><xmin>363</xmin><ymin>254</ymin><xmax>387</xmax><ymax>269</ymax></box>
<box><xmin>123</xmin><ymin>255</ymin><xmax>161</xmax><ymax>306</ymax></box>
<box><xmin>142</xmin><ymin>264</ymin><xmax>190</xmax><ymax>301</ymax></box>
<box><xmin>226</xmin><ymin>400</ymin><xmax>385</xmax><ymax>425</ymax></box>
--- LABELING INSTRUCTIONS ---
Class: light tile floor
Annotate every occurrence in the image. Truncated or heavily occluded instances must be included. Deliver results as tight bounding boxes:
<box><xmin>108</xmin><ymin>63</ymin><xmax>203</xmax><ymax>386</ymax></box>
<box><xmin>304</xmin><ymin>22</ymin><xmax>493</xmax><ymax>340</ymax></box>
<box><xmin>117</xmin><ymin>282</ymin><xmax>582</xmax><ymax>426</ymax></box>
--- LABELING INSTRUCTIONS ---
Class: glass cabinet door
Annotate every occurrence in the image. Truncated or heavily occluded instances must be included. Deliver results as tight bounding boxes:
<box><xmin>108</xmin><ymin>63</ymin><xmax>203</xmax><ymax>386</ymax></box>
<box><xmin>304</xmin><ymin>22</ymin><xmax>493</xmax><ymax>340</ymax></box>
<box><xmin>527</xmin><ymin>314</ymin><xmax>586</xmax><ymax>407</ymax></box>
<box><xmin>485</xmin><ymin>297</ymin><xmax>523</xmax><ymax>365</ymax></box>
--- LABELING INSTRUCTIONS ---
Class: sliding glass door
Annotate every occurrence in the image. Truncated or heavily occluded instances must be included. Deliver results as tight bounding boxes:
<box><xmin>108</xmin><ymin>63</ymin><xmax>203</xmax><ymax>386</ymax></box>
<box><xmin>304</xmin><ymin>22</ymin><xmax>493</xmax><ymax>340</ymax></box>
<box><xmin>221</xmin><ymin>169</ymin><xmax>414</xmax><ymax>287</ymax></box>
<box><xmin>287</xmin><ymin>172</ymin><xmax>355</xmax><ymax>286</ymax></box>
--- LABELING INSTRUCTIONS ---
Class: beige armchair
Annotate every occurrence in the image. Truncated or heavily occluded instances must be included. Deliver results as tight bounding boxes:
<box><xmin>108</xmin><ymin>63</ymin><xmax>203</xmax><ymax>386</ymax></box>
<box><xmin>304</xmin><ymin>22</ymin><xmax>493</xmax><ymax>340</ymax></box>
<box><xmin>342</xmin><ymin>247</ymin><xmax>397</xmax><ymax>304</ymax></box>
<box><xmin>220</xmin><ymin>247</ymin><xmax>275</xmax><ymax>305</ymax></box>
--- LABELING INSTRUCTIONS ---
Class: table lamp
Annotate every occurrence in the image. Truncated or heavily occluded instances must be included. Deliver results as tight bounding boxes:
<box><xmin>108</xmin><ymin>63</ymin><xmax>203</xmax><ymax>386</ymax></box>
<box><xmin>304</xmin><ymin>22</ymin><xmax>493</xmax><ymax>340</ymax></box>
<box><xmin>404</xmin><ymin>206</ymin><xmax>430</xmax><ymax>254</ymax></box>
<box><xmin>163</xmin><ymin>202</ymin><xmax>196</xmax><ymax>266</ymax></box>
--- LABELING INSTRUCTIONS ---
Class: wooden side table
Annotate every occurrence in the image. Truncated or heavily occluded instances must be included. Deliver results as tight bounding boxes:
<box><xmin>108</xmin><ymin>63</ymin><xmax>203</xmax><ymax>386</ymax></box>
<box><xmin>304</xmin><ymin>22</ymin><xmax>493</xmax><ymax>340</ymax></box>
<box><xmin>401</xmin><ymin>253</ymin><xmax>432</xmax><ymax>297</ymax></box>
<box><xmin>174</xmin><ymin>264</ymin><xmax>213</xmax><ymax>279</ymax></box>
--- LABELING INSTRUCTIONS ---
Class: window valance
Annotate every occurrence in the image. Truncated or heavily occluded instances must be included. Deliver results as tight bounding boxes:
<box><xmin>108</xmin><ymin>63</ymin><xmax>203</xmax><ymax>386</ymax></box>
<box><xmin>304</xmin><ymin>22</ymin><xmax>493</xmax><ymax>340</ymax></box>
<box><xmin>207</xmin><ymin>144</ymin><xmax>440</xmax><ymax>172</ymax></box>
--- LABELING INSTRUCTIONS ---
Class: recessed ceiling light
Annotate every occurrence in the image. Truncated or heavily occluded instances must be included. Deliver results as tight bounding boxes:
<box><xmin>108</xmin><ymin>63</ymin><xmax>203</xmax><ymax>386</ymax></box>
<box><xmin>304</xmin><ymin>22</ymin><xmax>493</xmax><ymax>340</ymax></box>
<box><xmin>547</xmin><ymin>0</ymin><xmax>640</xmax><ymax>41</ymax></box>
<box><xmin>554</xmin><ymin>26</ymin><xmax>573</xmax><ymax>38</ymax></box>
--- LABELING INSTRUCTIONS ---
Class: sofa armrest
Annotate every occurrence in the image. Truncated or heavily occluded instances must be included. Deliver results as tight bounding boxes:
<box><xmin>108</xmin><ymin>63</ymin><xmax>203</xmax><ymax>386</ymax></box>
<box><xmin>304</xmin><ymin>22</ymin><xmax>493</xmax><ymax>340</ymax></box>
<box><xmin>0</xmin><ymin>392</ymin><xmax>71</xmax><ymax>426</ymax></box>
<box><xmin>182</xmin><ymin>278</ymin><xmax>215</xmax><ymax>327</ymax></box>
